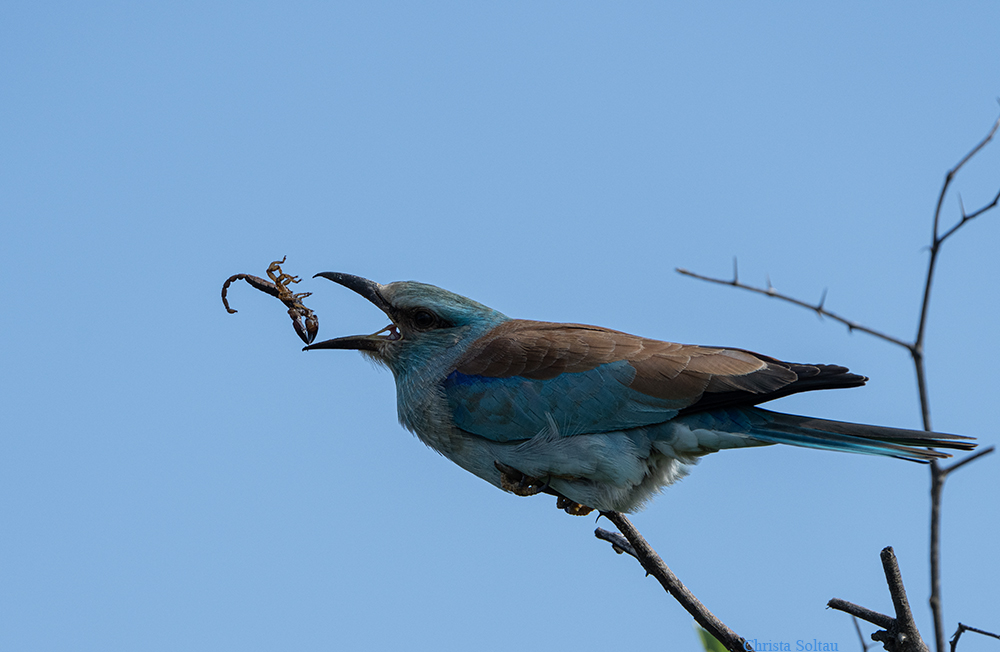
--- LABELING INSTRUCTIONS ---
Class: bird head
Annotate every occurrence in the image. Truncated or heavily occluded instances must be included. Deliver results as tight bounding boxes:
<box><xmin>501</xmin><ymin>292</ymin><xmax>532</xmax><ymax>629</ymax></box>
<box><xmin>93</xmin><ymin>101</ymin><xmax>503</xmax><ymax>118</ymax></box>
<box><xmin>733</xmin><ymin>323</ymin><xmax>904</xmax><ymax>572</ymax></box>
<box><xmin>303</xmin><ymin>273</ymin><xmax>508</xmax><ymax>375</ymax></box>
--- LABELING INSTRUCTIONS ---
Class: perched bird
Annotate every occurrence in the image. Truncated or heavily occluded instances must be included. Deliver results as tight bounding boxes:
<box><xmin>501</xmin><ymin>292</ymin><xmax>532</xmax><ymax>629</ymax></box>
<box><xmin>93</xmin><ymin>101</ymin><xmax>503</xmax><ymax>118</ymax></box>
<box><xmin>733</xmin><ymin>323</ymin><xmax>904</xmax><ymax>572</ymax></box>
<box><xmin>304</xmin><ymin>273</ymin><xmax>975</xmax><ymax>514</ymax></box>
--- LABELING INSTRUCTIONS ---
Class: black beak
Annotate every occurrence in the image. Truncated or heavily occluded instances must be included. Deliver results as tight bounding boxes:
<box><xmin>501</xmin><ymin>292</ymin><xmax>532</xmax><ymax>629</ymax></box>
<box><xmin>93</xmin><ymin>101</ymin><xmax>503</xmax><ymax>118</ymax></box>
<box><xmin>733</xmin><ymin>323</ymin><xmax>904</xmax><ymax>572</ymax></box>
<box><xmin>312</xmin><ymin>272</ymin><xmax>392</xmax><ymax>313</ymax></box>
<box><xmin>302</xmin><ymin>273</ymin><xmax>395</xmax><ymax>352</ymax></box>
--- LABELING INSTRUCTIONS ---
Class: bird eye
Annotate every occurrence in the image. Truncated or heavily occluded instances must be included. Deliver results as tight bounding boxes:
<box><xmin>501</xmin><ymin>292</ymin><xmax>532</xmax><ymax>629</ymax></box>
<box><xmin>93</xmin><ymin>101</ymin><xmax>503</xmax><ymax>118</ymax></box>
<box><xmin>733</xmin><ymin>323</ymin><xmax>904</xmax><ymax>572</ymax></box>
<box><xmin>411</xmin><ymin>309</ymin><xmax>438</xmax><ymax>330</ymax></box>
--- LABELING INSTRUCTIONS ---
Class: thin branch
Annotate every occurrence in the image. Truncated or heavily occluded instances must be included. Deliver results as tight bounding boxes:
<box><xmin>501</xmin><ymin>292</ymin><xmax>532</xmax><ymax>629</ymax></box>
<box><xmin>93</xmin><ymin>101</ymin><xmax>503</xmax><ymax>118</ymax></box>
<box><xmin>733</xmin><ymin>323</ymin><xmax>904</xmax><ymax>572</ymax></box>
<box><xmin>595</xmin><ymin>527</ymin><xmax>637</xmax><ymax>558</ymax></box>
<box><xmin>929</xmin><ymin>114</ymin><xmax>1000</xmax><ymax>255</ymax></box>
<box><xmin>941</xmin><ymin>446</ymin><xmax>995</xmax><ymax>476</ymax></box>
<box><xmin>937</xmin><ymin>186</ymin><xmax>1000</xmax><ymax>244</ymax></box>
<box><xmin>854</xmin><ymin>617</ymin><xmax>876</xmax><ymax>652</ymax></box>
<box><xmin>597</xmin><ymin>511</ymin><xmax>753</xmax><ymax>652</ymax></box>
<box><xmin>828</xmin><ymin>599</ymin><xmax>894</xmax><ymax>630</ymax></box>
<box><xmin>675</xmin><ymin>267</ymin><xmax>914</xmax><ymax>351</ymax></box>
<box><xmin>930</xmin><ymin>465</ymin><xmax>946</xmax><ymax>652</ymax></box>
<box><xmin>950</xmin><ymin>623</ymin><xmax>1000</xmax><ymax>652</ymax></box>
<box><xmin>925</xmin><ymin>446</ymin><xmax>994</xmax><ymax>650</ymax></box>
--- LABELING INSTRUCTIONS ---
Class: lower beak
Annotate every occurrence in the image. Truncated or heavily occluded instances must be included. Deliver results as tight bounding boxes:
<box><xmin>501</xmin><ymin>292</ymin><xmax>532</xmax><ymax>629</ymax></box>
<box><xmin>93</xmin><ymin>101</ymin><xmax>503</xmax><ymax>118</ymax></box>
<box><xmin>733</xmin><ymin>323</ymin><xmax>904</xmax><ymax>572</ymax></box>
<box><xmin>303</xmin><ymin>334</ymin><xmax>380</xmax><ymax>351</ymax></box>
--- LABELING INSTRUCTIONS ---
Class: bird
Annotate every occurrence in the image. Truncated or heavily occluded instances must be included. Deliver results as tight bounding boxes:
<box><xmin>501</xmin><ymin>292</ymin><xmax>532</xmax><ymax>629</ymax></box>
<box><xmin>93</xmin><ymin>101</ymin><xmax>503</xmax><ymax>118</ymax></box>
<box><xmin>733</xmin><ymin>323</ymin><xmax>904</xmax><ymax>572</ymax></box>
<box><xmin>303</xmin><ymin>273</ymin><xmax>975</xmax><ymax>515</ymax></box>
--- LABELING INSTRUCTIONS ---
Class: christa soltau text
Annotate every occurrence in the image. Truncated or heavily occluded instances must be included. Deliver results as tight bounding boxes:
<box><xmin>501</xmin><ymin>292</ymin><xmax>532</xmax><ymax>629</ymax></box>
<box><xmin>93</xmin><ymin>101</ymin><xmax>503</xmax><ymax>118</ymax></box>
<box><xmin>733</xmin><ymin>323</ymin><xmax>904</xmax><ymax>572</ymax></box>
<box><xmin>743</xmin><ymin>639</ymin><xmax>839</xmax><ymax>651</ymax></box>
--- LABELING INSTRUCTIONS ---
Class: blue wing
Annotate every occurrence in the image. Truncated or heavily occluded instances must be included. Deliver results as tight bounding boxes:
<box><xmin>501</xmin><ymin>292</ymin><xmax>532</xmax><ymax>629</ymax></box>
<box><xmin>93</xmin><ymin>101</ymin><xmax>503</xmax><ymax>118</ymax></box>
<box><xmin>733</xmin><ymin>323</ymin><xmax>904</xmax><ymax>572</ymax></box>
<box><xmin>443</xmin><ymin>362</ymin><xmax>688</xmax><ymax>442</ymax></box>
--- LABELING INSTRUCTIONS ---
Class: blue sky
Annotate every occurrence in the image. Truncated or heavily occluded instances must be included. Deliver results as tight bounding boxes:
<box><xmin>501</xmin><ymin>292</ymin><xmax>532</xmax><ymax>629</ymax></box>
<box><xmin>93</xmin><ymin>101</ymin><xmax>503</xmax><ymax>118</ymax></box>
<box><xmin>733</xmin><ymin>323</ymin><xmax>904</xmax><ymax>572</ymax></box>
<box><xmin>2</xmin><ymin>3</ymin><xmax>998</xmax><ymax>651</ymax></box>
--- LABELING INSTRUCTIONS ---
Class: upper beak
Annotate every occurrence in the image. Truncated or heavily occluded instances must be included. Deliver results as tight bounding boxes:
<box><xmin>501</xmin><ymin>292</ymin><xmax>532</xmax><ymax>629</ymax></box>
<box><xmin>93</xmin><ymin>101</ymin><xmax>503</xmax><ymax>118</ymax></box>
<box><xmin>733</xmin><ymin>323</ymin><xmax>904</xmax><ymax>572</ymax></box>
<box><xmin>302</xmin><ymin>272</ymin><xmax>395</xmax><ymax>352</ymax></box>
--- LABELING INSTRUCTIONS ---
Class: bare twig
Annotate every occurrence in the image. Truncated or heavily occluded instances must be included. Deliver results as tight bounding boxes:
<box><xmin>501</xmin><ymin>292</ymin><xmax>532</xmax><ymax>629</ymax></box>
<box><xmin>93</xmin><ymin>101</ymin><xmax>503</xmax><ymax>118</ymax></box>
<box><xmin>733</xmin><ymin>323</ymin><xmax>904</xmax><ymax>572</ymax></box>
<box><xmin>828</xmin><ymin>599</ymin><xmax>894</xmax><ymax>630</ymax></box>
<box><xmin>594</xmin><ymin>527</ymin><xmax>638</xmax><ymax>558</ymax></box>
<box><xmin>829</xmin><ymin>548</ymin><xmax>929</xmax><ymax>652</ymax></box>
<box><xmin>598</xmin><ymin>511</ymin><xmax>752</xmax><ymax>652</ymax></box>
<box><xmin>854</xmin><ymin>616</ymin><xmax>876</xmax><ymax>652</ymax></box>
<box><xmin>950</xmin><ymin>623</ymin><xmax>1000</xmax><ymax>652</ymax></box>
<box><xmin>941</xmin><ymin>446</ymin><xmax>995</xmax><ymax>476</ymax></box>
<box><xmin>679</xmin><ymin>113</ymin><xmax>1000</xmax><ymax>652</ymax></box>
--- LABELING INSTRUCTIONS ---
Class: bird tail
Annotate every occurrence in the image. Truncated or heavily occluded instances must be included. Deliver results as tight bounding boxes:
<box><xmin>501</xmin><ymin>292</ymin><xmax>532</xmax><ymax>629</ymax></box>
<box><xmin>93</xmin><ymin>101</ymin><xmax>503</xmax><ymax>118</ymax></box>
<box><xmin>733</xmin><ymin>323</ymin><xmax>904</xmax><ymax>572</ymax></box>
<box><xmin>743</xmin><ymin>408</ymin><xmax>976</xmax><ymax>462</ymax></box>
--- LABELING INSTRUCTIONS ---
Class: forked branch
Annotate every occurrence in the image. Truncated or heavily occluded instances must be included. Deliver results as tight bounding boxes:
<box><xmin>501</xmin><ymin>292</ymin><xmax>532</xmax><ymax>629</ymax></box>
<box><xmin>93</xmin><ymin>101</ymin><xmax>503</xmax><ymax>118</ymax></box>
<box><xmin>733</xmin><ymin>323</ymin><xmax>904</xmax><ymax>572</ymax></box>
<box><xmin>829</xmin><ymin>547</ymin><xmax>928</xmax><ymax>652</ymax></box>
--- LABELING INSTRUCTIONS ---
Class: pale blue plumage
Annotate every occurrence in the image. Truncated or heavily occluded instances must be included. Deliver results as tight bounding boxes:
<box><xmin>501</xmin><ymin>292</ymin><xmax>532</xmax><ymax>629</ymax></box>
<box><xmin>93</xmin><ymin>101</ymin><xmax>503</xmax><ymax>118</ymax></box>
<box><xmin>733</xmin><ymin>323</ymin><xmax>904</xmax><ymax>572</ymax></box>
<box><xmin>305</xmin><ymin>274</ymin><xmax>975</xmax><ymax>513</ymax></box>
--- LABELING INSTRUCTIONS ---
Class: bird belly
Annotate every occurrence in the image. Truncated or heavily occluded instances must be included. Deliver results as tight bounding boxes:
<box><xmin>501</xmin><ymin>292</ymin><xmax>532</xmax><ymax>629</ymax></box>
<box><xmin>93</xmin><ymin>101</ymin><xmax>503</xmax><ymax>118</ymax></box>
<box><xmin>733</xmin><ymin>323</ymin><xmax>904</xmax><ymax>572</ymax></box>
<box><xmin>395</xmin><ymin>374</ymin><xmax>770</xmax><ymax>512</ymax></box>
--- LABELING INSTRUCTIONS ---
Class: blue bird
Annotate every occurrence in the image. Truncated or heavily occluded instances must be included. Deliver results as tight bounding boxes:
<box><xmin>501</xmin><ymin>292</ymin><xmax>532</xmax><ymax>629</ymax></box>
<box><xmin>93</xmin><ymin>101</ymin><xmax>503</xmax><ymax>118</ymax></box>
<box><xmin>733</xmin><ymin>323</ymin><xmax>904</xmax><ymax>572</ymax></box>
<box><xmin>304</xmin><ymin>274</ymin><xmax>975</xmax><ymax>514</ymax></box>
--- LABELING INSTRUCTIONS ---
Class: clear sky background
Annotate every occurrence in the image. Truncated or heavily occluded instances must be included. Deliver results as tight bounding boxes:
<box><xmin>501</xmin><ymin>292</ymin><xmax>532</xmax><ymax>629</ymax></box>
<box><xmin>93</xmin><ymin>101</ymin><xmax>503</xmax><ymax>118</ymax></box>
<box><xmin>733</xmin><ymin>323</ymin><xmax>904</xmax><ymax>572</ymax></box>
<box><xmin>2</xmin><ymin>3</ymin><xmax>998</xmax><ymax>651</ymax></box>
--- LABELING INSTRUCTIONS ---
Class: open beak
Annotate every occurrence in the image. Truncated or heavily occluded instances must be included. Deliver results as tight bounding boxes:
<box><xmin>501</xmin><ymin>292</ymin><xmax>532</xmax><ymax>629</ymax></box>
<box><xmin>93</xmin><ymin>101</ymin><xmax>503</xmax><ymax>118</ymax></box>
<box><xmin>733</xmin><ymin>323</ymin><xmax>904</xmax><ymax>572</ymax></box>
<box><xmin>302</xmin><ymin>273</ymin><xmax>397</xmax><ymax>352</ymax></box>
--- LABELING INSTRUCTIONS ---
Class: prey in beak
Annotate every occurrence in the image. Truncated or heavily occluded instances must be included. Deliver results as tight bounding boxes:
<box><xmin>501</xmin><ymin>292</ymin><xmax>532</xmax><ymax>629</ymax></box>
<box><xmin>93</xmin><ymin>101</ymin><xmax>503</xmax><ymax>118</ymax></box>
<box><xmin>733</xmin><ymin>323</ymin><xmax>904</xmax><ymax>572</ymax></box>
<box><xmin>221</xmin><ymin>257</ymin><xmax>319</xmax><ymax>345</ymax></box>
<box><xmin>302</xmin><ymin>272</ymin><xmax>400</xmax><ymax>352</ymax></box>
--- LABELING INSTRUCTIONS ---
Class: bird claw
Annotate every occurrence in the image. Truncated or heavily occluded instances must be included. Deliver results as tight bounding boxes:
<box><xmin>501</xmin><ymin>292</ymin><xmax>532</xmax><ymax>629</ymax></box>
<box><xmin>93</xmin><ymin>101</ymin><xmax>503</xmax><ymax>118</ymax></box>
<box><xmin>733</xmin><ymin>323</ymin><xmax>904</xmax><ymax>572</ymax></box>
<box><xmin>221</xmin><ymin>256</ymin><xmax>319</xmax><ymax>345</ymax></box>
<box><xmin>493</xmin><ymin>461</ymin><xmax>594</xmax><ymax>516</ymax></box>
<box><xmin>495</xmin><ymin>461</ymin><xmax>547</xmax><ymax>496</ymax></box>
<box><xmin>555</xmin><ymin>496</ymin><xmax>594</xmax><ymax>517</ymax></box>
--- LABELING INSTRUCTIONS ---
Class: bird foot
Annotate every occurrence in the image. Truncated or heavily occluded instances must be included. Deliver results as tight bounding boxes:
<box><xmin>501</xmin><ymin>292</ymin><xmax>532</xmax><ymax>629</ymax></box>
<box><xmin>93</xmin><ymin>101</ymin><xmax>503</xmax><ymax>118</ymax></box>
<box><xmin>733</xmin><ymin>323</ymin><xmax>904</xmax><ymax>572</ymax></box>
<box><xmin>556</xmin><ymin>496</ymin><xmax>594</xmax><ymax>517</ymax></box>
<box><xmin>495</xmin><ymin>461</ymin><xmax>547</xmax><ymax>496</ymax></box>
<box><xmin>493</xmin><ymin>461</ymin><xmax>595</xmax><ymax>516</ymax></box>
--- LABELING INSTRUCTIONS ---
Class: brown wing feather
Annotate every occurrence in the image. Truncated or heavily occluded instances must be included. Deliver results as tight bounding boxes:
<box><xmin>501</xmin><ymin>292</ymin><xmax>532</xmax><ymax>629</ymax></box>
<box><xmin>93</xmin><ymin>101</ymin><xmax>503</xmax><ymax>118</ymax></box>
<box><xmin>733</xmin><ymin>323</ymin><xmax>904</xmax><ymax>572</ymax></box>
<box><xmin>454</xmin><ymin>319</ymin><xmax>867</xmax><ymax>411</ymax></box>
<box><xmin>455</xmin><ymin>320</ymin><xmax>637</xmax><ymax>378</ymax></box>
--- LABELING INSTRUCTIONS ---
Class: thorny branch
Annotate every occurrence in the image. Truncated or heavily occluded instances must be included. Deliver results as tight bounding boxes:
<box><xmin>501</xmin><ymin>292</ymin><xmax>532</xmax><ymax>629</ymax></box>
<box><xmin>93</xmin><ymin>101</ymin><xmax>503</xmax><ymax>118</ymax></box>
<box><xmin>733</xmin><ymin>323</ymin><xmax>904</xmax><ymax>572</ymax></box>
<box><xmin>676</xmin><ymin>263</ymin><xmax>913</xmax><ymax>349</ymax></box>
<box><xmin>596</xmin><ymin>511</ymin><xmax>753</xmax><ymax>652</ymax></box>
<box><xmin>677</xmin><ymin>113</ymin><xmax>1000</xmax><ymax>652</ymax></box>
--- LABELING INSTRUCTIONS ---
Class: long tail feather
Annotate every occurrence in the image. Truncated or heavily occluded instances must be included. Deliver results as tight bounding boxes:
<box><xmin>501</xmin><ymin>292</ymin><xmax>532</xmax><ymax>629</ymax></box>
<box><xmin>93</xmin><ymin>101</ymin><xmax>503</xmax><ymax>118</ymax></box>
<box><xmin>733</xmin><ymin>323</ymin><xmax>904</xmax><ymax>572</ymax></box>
<box><xmin>746</xmin><ymin>408</ymin><xmax>976</xmax><ymax>462</ymax></box>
